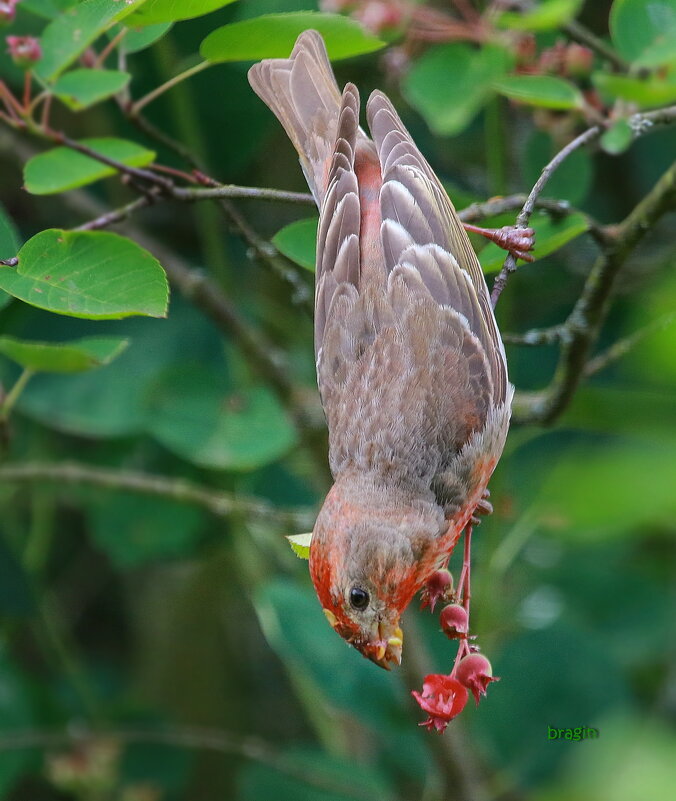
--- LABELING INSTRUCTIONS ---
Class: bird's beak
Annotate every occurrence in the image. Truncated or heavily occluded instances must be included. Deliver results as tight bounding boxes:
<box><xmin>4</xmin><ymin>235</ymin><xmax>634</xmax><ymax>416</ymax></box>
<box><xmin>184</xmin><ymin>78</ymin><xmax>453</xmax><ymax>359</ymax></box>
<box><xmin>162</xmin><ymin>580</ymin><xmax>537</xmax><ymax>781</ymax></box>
<box><xmin>365</xmin><ymin>619</ymin><xmax>404</xmax><ymax>670</ymax></box>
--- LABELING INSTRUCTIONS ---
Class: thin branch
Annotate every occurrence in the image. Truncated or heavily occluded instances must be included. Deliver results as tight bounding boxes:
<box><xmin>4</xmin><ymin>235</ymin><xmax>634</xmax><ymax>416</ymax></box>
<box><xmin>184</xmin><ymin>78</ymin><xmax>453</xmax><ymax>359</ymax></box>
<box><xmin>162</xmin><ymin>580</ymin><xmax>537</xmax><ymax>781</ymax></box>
<box><xmin>171</xmin><ymin>184</ymin><xmax>314</xmax><ymax>205</ymax></box>
<box><xmin>130</xmin><ymin>60</ymin><xmax>211</xmax><ymax>116</ymax></box>
<box><xmin>513</xmin><ymin>158</ymin><xmax>676</xmax><ymax>424</ymax></box>
<box><xmin>491</xmin><ymin>125</ymin><xmax>603</xmax><ymax>307</ymax></box>
<box><xmin>0</xmin><ymin>727</ymin><xmax>377</xmax><ymax>801</ymax></box>
<box><xmin>562</xmin><ymin>19</ymin><xmax>629</xmax><ymax>72</ymax></box>
<box><xmin>502</xmin><ymin>325</ymin><xmax>565</xmax><ymax>346</ymax></box>
<box><xmin>48</xmin><ymin>132</ymin><xmax>174</xmax><ymax>191</ymax></box>
<box><xmin>458</xmin><ymin>195</ymin><xmax>608</xmax><ymax>245</ymax></box>
<box><xmin>74</xmin><ymin>194</ymin><xmax>155</xmax><ymax>231</ymax></box>
<box><xmin>0</xmin><ymin>462</ymin><xmax>315</xmax><ymax>530</ymax></box>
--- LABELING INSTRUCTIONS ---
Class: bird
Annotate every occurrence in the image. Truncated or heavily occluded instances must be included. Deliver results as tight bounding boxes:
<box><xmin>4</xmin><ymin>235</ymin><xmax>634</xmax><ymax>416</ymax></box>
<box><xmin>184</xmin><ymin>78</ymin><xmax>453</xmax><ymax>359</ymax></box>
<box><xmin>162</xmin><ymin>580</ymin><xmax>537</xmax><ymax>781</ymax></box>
<box><xmin>248</xmin><ymin>30</ymin><xmax>512</xmax><ymax>669</ymax></box>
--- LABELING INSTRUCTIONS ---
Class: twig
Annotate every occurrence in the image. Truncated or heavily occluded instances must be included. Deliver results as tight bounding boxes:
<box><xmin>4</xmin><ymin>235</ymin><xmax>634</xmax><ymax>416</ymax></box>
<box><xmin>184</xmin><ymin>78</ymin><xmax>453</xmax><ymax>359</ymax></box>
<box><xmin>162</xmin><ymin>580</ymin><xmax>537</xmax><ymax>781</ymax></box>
<box><xmin>491</xmin><ymin>125</ymin><xmax>603</xmax><ymax>307</ymax></box>
<box><xmin>49</xmin><ymin>132</ymin><xmax>175</xmax><ymax>191</ymax></box>
<box><xmin>513</xmin><ymin>158</ymin><xmax>676</xmax><ymax>424</ymax></box>
<box><xmin>0</xmin><ymin>726</ymin><xmax>378</xmax><ymax>801</ymax></box>
<box><xmin>74</xmin><ymin>194</ymin><xmax>155</xmax><ymax>231</ymax></box>
<box><xmin>0</xmin><ymin>462</ymin><xmax>315</xmax><ymax>529</ymax></box>
<box><xmin>502</xmin><ymin>325</ymin><xmax>565</xmax><ymax>346</ymax></box>
<box><xmin>458</xmin><ymin>195</ymin><xmax>608</xmax><ymax>245</ymax></box>
<box><xmin>130</xmin><ymin>61</ymin><xmax>211</xmax><ymax>116</ymax></box>
<box><xmin>562</xmin><ymin>19</ymin><xmax>629</xmax><ymax>73</ymax></box>
<box><xmin>95</xmin><ymin>27</ymin><xmax>128</xmax><ymax>68</ymax></box>
<box><xmin>171</xmin><ymin>184</ymin><xmax>314</xmax><ymax>205</ymax></box>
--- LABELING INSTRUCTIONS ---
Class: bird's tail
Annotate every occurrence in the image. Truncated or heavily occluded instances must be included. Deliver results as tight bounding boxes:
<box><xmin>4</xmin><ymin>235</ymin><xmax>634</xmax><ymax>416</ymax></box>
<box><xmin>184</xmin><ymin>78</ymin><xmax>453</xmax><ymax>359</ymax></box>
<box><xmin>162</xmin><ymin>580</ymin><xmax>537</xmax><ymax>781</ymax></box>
<box><xmin>247</xmin><ymin>30</ymin><xmax>344</xmax><ymax>205</ymax></box>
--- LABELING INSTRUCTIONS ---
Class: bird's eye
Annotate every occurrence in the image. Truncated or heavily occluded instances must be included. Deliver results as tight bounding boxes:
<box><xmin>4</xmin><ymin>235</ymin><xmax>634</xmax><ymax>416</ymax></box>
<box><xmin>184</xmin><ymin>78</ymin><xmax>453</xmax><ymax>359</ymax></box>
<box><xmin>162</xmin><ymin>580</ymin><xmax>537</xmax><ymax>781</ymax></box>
<box><xmin>349</xmin><ymin>586</ymin><xmax>370</xmax><ymax>610</ymax></box>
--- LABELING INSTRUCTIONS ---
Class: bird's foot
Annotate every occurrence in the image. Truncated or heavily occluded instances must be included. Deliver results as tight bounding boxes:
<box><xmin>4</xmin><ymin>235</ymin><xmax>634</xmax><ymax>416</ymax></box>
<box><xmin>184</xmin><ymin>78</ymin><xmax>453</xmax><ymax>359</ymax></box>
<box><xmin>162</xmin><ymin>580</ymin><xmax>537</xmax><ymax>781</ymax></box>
<box><xmin>470</xmin><ymin>489</ymin><xmax>493</xmax><ymax>526</ymax></box>
<box><xmin>463</xmin><ymin>223</ymin><xmax>536</xmax><ymax>262</ymax></box>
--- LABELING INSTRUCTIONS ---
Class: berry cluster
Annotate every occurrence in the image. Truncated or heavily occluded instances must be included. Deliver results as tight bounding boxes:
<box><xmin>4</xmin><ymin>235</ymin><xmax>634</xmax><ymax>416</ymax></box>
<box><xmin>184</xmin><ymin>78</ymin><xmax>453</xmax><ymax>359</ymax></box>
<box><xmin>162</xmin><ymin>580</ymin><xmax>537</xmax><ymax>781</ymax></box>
<box><xmin>413</xmin><ymin>522</ymin><xmax>499</xmax><ymax>734</ymax></box>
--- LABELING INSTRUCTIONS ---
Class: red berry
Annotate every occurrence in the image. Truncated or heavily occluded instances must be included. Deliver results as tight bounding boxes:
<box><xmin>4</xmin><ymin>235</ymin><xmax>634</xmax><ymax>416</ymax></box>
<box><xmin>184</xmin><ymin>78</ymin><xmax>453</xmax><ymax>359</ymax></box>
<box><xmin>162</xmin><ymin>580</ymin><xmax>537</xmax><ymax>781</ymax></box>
<box><xmin>0</xmin><ymin>1</ymin><xmax>18</xmax><ymax>28</ymax></box>
<box><xmin>455</xmin><ymin>654</ymin><xmax>500</xmax><ymax>706</ymax></box>
<box><xmin>440</xmin><ymin>604</ymin><xmax>468</xmax><ymax>639</ymax></box>
<box><xmin>420</xmin><ymin>569</ymin><xmax>453</xmax><ymax>613</ymax></box>
<box><xmin>412</xmin><ymin>673</ymin><xmax>468</xmax><ymax>733</ymax></box>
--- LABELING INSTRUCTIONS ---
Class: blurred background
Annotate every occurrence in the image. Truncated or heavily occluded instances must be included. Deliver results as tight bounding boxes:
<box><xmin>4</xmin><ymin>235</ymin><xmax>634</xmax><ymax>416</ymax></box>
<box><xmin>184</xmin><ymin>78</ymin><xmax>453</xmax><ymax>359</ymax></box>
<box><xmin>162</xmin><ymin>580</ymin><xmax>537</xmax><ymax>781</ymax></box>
<box><xmin>0</xmin><ymin>1</ymin><xmax>674</xmax><ymax>800</ymax></box>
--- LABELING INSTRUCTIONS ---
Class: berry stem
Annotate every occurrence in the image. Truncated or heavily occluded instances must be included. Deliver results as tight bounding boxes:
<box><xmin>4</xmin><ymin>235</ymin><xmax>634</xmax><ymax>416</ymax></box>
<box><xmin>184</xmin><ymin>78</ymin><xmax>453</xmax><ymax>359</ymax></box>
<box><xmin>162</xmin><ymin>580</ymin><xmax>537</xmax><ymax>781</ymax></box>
<box><xmin>451</xmin><ymin>525</ymin><xmax>473</xmax><ymax>674</ymax></box>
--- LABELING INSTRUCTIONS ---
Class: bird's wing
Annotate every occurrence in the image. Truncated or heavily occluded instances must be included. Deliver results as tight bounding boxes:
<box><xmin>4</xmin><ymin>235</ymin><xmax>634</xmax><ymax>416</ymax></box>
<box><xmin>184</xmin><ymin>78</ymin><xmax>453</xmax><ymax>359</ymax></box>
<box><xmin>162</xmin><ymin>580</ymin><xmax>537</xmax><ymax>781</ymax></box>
<box><xmin>314</xmin><ymin>83</ymin><xmax>362</xmax><ymax>358</ymax></box>
<box><xmin>366</xmin><ymin>91</ymin><xmax>509</xmax><ymax>407</ymax></box>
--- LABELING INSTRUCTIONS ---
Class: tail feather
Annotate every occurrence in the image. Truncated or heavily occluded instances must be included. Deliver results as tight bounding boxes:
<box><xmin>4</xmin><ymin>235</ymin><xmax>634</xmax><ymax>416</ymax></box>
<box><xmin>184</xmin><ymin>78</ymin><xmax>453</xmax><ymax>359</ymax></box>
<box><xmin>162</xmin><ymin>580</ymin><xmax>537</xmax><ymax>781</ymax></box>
<box><xmin>247</xmin><ymin>30</ymin><xmax>343</xmax><ymax>204</ymax></box>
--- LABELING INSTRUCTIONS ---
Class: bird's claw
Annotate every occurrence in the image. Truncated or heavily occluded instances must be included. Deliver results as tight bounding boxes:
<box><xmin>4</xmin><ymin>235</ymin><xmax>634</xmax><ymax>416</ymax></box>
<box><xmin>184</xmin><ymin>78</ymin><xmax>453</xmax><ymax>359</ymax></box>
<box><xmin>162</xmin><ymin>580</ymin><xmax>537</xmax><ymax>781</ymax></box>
<box><xmin>470</xmin><ymin>491</ymin><xmax>493</xmax><ymax>526</ymax></box>
<box><xmin>463</xmin><ymin>223</ymin><xmax>536</xmax><ymax>262</ymax></box>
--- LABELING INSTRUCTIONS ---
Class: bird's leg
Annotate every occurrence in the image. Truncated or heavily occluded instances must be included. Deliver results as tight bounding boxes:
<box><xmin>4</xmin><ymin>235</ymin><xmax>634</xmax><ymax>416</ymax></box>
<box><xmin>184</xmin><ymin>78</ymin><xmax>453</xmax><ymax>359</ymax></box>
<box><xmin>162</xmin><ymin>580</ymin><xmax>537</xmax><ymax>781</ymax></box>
<box><xmin>463</xmin><ymin>223</ymin><xmax>536</xmax><ymax>262</ymax></box>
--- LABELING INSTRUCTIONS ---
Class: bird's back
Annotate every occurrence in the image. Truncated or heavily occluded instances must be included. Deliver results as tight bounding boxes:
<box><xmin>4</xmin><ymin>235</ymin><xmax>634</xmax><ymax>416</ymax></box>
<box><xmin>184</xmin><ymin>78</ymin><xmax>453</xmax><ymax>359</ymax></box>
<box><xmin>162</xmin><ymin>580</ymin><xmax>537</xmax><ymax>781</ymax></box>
<box><xmin>248</xmin><ymin>31</ymin><xmax>511</xmax><ymax>516</ymax></box>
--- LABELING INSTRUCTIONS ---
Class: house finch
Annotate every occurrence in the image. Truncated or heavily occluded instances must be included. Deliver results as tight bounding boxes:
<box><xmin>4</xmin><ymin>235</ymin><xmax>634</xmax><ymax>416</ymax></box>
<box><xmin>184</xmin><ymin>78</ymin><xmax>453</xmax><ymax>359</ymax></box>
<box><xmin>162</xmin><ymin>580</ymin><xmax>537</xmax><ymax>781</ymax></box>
<box><xmin>249</xmin><ymin>31</ymin><xmax>512</xmax><ymax>669</ymax></box>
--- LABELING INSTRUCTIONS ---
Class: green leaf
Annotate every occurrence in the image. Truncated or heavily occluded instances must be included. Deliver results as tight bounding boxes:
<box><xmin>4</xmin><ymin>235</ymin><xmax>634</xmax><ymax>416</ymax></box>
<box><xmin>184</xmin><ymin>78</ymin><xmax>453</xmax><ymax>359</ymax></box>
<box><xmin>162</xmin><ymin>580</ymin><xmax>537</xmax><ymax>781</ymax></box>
<box><xmin>0</xmin><ymin>229</ymin><xmax>168</xmax><ymax>319</ymax></box>
<box><xmin>24</xmin><ymin>138</ymin><xmax>156</xmax><ymax>195</ymax></box>
<box><xmin>496</xmin><ymin>0</ymin><xmax>583</xmax><ymax>30</ymax></box>
<box><xmin>610</xmin><ymin>0</ymin><xmax>676</xmax><ymax>63</ymax></box>
<box><xmin>21</xmin><ymin>0</ymin><xmax>79</xmax><ymax>20</ymax></box>
<box><xmin>0</xmin><ymin>335</ymin><xmax>129</xmax><ymax>373</ymax></box>
<box><xmin>119</xmin><ymin>22</ymin><xmax>173</xmax><ymax>53</ymax></box>
<box><xmin>493</xmin><ymin>74</ymin><xmax>584</xmax><ymax>109</ymax></box>
<box><xmin>286</xmin><ymin>532</ymin><xmax>312</xmax><ymax>559</ymax></box>
<box><xmin>201</xmin><ymin>12</ymin><xmax>385</xmax><ymax>63</ymax></box>
<box><xmin>53</xmin><ymin>69</ymin><xmax>131</xmax><ymax>111</ymax></box>
<box><xmin>147</xmin><ymin>365</ymin><xmax>297</xmax><ymax>470</ymax></box>
<box><xmin>128</xmin><ymin>0</ymin><xmax>238</xmax><ymax>26</ymax></box>
<box><xmin>600</xmin><ymin>117</ymin><xmax>634</xmax><ymax>154</ymax></box>
<box><xmin>37</xmin><ymin>0</ymin><xmax>150</xmax><ymax>81</ymax></box>
<box><xmin>403</xmin><ymin>43</ymin><xmax>513</xmax><ymax>136</ymax></box>
<box><xmin>593</xmin><ymin>71</ymin><xmax>676</xmax><ymax>107</ymax></box>
<box><xmin>634</xmin><ymin>30</ymin><xmax>676</xmax><ymax>67</ymax></box>
<box><xmin>272</xmin><ymin>217</ymin><xmax>317</xmax><ymax>272</ymax></box>
<box><xmin>479</xmin><ymin>211</ymin><xmax>589</xmax><ymax>273</ymax></box>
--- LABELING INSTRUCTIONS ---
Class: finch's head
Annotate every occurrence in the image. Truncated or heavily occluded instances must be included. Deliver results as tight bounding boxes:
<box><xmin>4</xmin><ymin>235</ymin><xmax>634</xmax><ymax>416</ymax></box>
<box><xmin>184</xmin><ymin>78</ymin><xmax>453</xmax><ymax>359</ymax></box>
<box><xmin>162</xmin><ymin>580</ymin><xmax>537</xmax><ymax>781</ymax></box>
<box><xmin>309</xmin><ymin>477</ymin><xmax>446</xmax><ymax>669</ymax></box>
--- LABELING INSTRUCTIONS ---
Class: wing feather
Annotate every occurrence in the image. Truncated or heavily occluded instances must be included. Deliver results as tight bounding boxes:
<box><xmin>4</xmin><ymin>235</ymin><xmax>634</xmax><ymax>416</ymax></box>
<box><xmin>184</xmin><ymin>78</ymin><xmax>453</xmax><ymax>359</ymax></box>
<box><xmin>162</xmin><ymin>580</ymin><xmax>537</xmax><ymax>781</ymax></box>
<box><xmin>315</xmin><ymin>84</ymin><xmax>362</xmax><ymax>356</ymax></box>
<box><xmin>366</xmin><ymin>91</ymin><xmax>508</xmax><ymax>404</ymax></box>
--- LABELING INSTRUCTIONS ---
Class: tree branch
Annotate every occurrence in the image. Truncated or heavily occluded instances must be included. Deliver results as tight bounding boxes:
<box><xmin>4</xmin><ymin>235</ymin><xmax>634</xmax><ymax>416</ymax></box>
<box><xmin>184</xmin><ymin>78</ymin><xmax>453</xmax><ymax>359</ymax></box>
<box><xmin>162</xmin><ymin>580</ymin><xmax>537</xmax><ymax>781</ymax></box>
<box><xmin>513</xmin><ymin>158</ymin><xmax>676</xmax><ymax>424</ymax></box>
<box><xmin>491</xmin><ymin>125</ymin><xmax>603</xmax><ymax>307</ymax></box>
<box><xmin>0</xmin><ymin>462</ymin><xmax>314</xmax><ymax>530</ymax></box>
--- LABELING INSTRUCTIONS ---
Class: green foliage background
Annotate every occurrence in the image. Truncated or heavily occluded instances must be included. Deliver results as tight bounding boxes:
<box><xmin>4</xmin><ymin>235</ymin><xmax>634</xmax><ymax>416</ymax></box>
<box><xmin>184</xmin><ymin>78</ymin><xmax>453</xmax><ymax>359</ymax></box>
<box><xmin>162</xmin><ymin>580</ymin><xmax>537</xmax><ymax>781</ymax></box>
<box><xmin>0</xmin><ymin>1</ymin><xmax>674</xmax><ymax>800</ymax></box>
